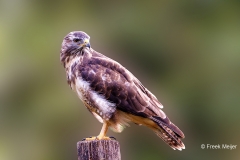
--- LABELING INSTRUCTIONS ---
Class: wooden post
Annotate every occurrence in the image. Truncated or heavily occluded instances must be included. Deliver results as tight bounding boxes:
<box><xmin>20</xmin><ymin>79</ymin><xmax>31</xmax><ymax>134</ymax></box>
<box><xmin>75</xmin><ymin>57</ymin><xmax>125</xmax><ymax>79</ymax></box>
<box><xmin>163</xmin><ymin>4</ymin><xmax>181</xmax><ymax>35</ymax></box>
<box><xmin>77</xmin><ymin>139</ymin><xmax>121</xmax><ymax>160</ymax></box>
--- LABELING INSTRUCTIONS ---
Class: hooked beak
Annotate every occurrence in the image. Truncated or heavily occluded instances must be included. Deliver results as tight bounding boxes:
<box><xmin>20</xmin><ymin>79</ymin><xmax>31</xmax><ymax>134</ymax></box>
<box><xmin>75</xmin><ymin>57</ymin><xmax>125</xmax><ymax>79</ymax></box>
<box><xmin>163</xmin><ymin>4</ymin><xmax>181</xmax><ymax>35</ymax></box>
<box><xmin>83</xmin><ymin>38</ymin><xmax>91</xmax><ymax>48</ymax></box>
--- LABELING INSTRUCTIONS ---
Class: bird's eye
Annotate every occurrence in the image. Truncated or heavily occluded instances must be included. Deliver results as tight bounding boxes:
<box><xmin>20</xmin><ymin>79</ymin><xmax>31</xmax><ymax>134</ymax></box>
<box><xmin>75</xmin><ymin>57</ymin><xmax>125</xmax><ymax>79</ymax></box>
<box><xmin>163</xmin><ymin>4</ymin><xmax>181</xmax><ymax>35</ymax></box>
<box><xmin>73</xmin><ymin>38</ymin><xmax>81</xmax><ymax>43</ymax></box>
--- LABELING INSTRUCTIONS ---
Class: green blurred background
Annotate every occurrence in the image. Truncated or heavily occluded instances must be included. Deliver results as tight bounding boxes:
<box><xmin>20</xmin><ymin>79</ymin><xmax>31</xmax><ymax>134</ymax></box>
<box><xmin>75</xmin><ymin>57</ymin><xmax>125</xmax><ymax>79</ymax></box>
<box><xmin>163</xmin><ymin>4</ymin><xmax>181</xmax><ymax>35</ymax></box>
<box><xmin>1</xmin><ymin>0</ymin><xmax>240</xmax><ymax>160</ymax></box>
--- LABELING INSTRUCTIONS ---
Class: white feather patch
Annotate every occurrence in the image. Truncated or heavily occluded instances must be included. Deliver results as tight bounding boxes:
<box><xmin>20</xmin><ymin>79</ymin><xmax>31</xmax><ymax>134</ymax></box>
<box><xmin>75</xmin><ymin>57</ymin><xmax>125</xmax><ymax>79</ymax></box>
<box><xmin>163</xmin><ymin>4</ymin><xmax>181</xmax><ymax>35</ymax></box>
<box><xmin>75</xmin><ymin>77</ymin><xmax>116</xmax><ymax>119</ymax></box>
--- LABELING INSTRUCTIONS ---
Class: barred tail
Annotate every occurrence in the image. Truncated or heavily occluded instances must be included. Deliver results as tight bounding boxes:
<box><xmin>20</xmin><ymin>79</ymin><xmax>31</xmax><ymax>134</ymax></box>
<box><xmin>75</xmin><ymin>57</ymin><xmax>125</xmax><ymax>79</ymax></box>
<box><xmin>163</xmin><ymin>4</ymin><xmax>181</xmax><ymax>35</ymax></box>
<box><xmin>151</xmin><ymin>116</ymin><xmax>185</xmax><ymax>151</ymax></box>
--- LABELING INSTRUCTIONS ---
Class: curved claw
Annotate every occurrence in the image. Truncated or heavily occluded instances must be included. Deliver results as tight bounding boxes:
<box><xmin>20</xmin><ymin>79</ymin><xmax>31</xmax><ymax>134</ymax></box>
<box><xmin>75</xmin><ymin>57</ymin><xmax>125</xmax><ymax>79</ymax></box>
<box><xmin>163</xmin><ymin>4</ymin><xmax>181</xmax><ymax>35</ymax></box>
<box><xmin>82</xmin><ymin>136</ymin><xmax>94</xmax><ymax>141</ymax></box>
<box><xmin>109</xmin><ymin>136</ymin><xmax>116</xmax><ymax>140</ymax></box>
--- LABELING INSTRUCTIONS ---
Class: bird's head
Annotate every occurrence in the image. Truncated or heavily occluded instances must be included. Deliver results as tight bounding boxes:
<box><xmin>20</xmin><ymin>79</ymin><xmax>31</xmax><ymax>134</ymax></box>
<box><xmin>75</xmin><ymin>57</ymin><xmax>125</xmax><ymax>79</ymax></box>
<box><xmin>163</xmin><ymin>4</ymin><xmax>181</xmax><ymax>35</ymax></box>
<box><xmin>60</xmin><ymin>31</ymin><xmax>91</xmax><ymax>63</ymax></box>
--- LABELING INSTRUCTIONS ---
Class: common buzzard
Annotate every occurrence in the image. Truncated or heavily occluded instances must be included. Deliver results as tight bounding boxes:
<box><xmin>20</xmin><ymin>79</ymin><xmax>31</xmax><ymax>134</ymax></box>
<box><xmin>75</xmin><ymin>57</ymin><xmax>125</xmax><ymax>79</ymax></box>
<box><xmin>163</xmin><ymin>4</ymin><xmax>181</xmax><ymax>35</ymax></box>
<box><xmin>60</xmin><ymin>31</ymin><xmax>185</xmax><ymax>150</ymax></box>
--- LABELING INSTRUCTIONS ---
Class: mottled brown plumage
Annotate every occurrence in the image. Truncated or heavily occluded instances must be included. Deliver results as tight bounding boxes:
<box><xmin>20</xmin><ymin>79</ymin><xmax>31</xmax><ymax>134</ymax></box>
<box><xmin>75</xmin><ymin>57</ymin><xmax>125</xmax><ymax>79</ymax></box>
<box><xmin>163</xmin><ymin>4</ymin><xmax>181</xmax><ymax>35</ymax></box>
<box><xmin>60</xmin><ymin>31</ymin><xmax>185</xmax><ymax>150</ymax></box>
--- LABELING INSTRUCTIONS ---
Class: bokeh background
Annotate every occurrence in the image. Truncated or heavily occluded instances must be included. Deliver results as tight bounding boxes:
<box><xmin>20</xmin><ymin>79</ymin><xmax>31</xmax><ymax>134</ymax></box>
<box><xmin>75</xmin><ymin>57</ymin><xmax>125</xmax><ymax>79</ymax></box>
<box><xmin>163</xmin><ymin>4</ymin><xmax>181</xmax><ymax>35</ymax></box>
<box><xmin>1</xmin><ymin>1</ymin><xmax>240</xmax><ymax>160</ymax></box>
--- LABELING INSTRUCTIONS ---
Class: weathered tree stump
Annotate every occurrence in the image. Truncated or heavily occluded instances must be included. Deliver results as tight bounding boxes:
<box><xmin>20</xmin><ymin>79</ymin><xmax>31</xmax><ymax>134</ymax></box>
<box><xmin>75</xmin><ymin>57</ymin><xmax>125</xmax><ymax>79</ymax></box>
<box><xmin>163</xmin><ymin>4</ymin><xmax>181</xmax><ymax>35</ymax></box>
<box><xmin>77</xmin><ymin>139</ymin><xmax>121</xmax><ymax>160</ymax></box>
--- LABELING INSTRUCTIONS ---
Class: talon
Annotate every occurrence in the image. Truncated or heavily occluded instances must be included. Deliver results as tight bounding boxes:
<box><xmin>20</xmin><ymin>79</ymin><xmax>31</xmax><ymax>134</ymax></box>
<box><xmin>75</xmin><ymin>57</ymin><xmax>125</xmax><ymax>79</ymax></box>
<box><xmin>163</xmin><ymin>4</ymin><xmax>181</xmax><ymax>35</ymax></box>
<box><xmin>84</xmin><ymin>121</ymin><xmax>110</xmax><ymax>141</ymax></box>
<box><xmin>110</xmin><ymin>136</ymin><xmax>116</xmax><ymax>140</ymax></box>
<box><xmin>85</xmin><ymin>136</ymin><xmax>98</xmax><ymax>141</ymax></box>
<box><xmin>82</xmin><ymin>138</ymin><xmax>86</xmax><ymax>141</ymax></box>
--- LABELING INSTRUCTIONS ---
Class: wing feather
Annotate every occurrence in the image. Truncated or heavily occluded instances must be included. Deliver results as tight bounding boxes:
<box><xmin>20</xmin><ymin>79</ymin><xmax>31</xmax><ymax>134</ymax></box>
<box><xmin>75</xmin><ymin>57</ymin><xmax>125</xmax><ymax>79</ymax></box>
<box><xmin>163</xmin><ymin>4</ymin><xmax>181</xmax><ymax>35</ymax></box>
<box><xmin>78</xmin><ymin>48</ymin><xmax>165</xmax><ymax>120</ymax></box>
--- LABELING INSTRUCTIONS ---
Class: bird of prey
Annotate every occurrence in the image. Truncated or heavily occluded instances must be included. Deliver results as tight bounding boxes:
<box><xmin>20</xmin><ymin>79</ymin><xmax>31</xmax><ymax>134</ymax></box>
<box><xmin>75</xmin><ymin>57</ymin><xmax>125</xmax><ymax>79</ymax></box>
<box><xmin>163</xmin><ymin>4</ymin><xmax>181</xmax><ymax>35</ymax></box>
<box><xmin>60</xmin><ymin>31</ymin><xmax>185</xmax><ymax>150</ymax></box>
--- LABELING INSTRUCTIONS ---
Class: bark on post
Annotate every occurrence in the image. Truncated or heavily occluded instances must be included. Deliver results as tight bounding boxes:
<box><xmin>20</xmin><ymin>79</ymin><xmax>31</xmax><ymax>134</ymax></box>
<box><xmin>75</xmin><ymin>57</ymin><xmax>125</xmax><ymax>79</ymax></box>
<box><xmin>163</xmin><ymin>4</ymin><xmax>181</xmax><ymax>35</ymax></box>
<box><xmin>77</xmin><ymin>139</ymin><xmax>121</xmax><ymax>160</ymax></box>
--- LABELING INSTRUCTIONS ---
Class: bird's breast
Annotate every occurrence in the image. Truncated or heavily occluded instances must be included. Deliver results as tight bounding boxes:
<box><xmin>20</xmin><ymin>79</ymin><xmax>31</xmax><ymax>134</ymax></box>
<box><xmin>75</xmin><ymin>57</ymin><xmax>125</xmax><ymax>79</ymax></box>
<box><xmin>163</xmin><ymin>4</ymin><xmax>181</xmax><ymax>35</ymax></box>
<box><xmin>74</xmin><ymin>77</ymin><xmax>116</xmax><ymax>121</ymax></box>
<box><xmin>65</xmin><ymin>56</ymin><xmax>82</xmax><ymax>89</ymax></box>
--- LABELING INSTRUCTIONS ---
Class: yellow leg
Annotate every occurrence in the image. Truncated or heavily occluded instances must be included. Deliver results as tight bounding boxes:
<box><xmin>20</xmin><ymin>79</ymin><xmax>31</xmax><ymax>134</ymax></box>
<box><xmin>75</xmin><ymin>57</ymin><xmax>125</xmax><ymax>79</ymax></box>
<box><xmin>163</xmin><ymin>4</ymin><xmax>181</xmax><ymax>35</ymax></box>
<box><xmin>85</xmin><ymin>121</ymin><xmax>111</xmax><ymax>141</ymax></box>
<box><xmin>97</xmin><ymin>121</ymin><xmax>109</xmax><ymax>139</ymax></box>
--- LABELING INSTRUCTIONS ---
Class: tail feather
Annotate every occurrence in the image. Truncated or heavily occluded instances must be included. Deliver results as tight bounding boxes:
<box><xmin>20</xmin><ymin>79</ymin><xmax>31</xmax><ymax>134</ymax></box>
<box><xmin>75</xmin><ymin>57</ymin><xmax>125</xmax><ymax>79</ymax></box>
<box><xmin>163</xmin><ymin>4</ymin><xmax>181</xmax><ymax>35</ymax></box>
<box><xmin>151</xmin><ymin>117</ymin><xmax>185</xmax><ymax>151</ymax></box>
<box><xmin>152</xmin><ymin>115</ymin><xmax>185</xmax><ymax>138</ymax></box>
